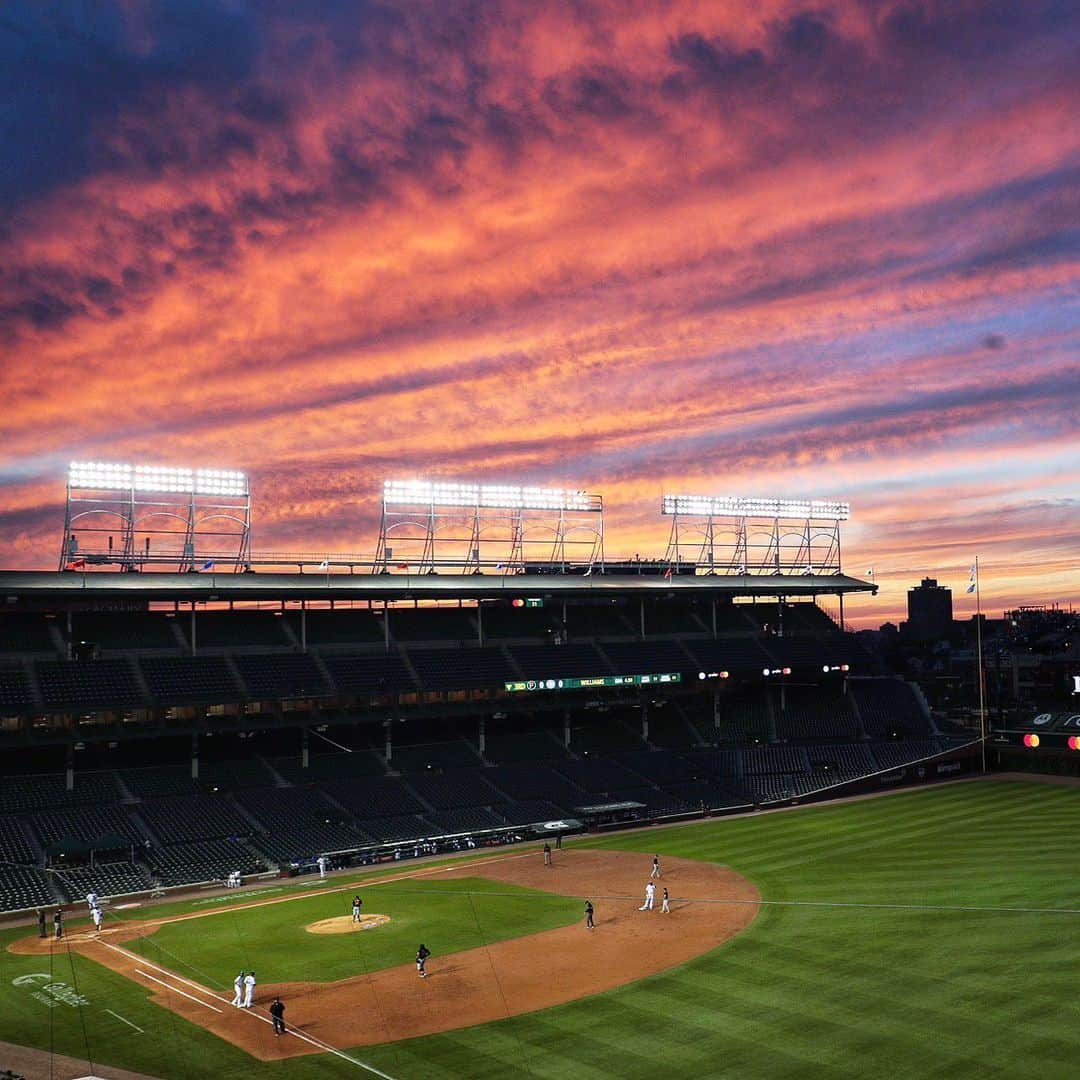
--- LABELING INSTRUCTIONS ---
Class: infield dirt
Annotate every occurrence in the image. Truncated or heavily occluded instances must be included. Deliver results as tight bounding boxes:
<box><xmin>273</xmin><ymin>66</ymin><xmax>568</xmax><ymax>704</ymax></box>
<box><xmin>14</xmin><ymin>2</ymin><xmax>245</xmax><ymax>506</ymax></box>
<box><xmin>9</xmin><ymin>849</ymin><xmax>758</xmax><ymax>1060</ymax></box>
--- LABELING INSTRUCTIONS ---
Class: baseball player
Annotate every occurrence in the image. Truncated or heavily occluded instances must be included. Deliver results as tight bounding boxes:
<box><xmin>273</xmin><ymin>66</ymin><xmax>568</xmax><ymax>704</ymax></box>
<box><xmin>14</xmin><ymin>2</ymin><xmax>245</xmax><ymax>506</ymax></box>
<box><xmin>352</xmin><ymin>895</ymin><xmax>362</xmax><ymax>922</ymax></box>
<box><xmin>243</xmin><ymin>971</ymin><xmax>256</xmax><ymax>1008</ymax></box>
<box><xmin>584</xmin><ymin>900</ymin><xmax>595</xmax><ymax>929</ymax></box>
<box><xmin>661</xmin><ymin>887</ymin><xmax>670</xmax><ymax>914</ymax></box>
<box><xmin>86</xmin><ymin>891</ymin><xmax>98</xmax><ymax>911</ymax></box>
<box><xmin>650</xmin><ymin>855</ymin><xmax>661</xmax><ymax>879</ymax></box>
<box><xmin>91</xmin><ymin>905</ymin><xmax>103</xmax><ymax>933</ymax></box>
<box><xmin>54</xmin><ymin>910</ymin><xmax>63</xmax><ymax>939</ymax></box>
<box><xmin>416</xmin><ymin>944</ymin><xmax>431</xmax><ymax>978</ymax></box>
<box><xmin>269</xmin><ymin>996</ymin><xmax>286</xmax><ymax>1036</ymax></box>
<box><xmin>543</xmin><ymin>842</ymin><xmax>552</xmax><ymax>866</ymax></box>
<box><xmin>639</xmin><ymin>881</ymin><xmax>656</xmax><ymax>911</ymax></box>
<box><xmin>317</xmin><ymin>856</ymin><xmax>328</xmax><ymax>880</ymax></box>
<box><xmin>231</xmin><ymin>971</ymin><xmax>244</xmax><ymax>1007</ymax></box>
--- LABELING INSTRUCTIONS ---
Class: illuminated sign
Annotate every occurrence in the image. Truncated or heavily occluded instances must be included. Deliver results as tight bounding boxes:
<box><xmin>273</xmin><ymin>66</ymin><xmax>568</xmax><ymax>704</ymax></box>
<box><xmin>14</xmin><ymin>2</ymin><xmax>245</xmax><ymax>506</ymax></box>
<box><xmin>505</xmin><ymin>673</ymin><xmax>682</xmax><ymax>693</ymax></box>
<box><xmin>1072</xmin><ymin>675</ymin><xmax>1080</xmax><ymax>695</ymax></box>
<box><xmin>1023</xmin><ymin>733</ymin><xmax>1040</xmax><ymax>748</ymax></box>
<box><xmin>511</xmin><ymin>598</ymin><xmax>545</xmax><ymax>608</ymax></box>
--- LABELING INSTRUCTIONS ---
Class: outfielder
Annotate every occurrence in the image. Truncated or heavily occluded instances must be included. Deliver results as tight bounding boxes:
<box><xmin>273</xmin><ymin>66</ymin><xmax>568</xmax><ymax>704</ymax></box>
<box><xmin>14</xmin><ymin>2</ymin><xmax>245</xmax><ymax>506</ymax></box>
<box><xmin>639</xmin><ymin>881</ymin><xmax>656</xmax><ymax>910</ymax></box>
<box><xmin>243</xmin><ymin>971</ymin><xmax>256</xmax><ymax>1008</ymax></box>
<box><xmin>231</xmin><ymin>971</ymin><xmax>244</xmax><ymax>1007</ymax></box>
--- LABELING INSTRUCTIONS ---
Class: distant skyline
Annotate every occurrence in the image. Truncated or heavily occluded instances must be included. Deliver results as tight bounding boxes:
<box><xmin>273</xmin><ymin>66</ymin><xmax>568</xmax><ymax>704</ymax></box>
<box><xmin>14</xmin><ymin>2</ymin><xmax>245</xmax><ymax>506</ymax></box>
<box><xmin>1</xmin><ymin>1</ymin><xmax>1077</xmax><ymax>628</ymax></box>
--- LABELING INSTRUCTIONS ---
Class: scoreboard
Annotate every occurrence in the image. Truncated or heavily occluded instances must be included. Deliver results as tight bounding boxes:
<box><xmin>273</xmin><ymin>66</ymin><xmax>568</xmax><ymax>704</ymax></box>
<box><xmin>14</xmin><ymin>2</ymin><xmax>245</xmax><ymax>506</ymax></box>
<box><xmin>505</xmin><ymin>672</ymin><xmax>682</xmax><ymax>693</ymax></box>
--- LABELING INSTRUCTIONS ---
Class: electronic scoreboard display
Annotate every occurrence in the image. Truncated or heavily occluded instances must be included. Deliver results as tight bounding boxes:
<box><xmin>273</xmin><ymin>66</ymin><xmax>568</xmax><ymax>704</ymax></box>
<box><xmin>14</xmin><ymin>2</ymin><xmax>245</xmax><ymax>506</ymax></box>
<box><xmin>505</xmin><ymin>672</ymin><xmax>682</xmax><ymax>693</ymax></box>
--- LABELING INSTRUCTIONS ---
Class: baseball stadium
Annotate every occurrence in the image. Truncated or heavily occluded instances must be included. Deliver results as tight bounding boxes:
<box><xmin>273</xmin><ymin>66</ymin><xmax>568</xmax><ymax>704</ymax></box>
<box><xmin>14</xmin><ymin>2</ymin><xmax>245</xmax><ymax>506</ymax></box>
<box><xmin>0</xmin><ymin>473</ymin><xmax>1076</xmax><ymax>1080</ymax></box>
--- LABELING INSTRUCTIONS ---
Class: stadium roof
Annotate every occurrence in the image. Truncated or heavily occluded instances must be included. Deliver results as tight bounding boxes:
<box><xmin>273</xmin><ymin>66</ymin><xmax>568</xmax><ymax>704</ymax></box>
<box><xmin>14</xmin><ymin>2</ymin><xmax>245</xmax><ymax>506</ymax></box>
<box><xmin>0</xmin><ymin>569</ymin><xmax>876</xmax><ymax>605</ymax></box>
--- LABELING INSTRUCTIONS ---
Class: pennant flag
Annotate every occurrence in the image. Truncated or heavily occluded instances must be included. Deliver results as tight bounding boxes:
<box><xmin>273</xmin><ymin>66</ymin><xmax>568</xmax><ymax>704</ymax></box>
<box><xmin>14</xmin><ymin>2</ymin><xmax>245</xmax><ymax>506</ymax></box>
<box><xmin>65</xmin><ymin>558</ymin><xmax>86</xmax><ymax>570</ymax></box>
<box><xmin>663</xmin><ymin>566</ymin><xmax>673</xmax><ymax>580</ymax></box>
<box><xmin>969</xmin><ymin>564</ymin><xmax>978</xmax><ymax>580</ymax></box>
<box><xmin>317</xmin><ymin>559</ymin><xmax>329</xmax><ymax>571</ymax></box>
<box><xmin>583</xmin><ymin>566</ymin><xmax>592</xmax><ymax>577</ymax></box>
<box><xmin>395</xmin><ymin>562</ymin><xmax>409</xmax><ymax>570</ymax></box>
<box><xmin>866</xmin><ymin>568</ymin><xmax>874</xmax><ymax>577</ymax></box>
<box><xmin>199</xmin><ymin>559</ymin><xmax>215</xmax><ymax>572</ymax></box>
<box><xmin>966</xmin><ymin>582</ymin><xmax>977</xmax><ymax>593</ymax></box>
<box><xmin>495</xmin><ymin>563</ymin><xmax>505</xmax><ymax>570</ymax></box>
<box><xmin>736</xmin><ymin>563</ymin><xmax>746</xmax><ymax>574</ymax></box>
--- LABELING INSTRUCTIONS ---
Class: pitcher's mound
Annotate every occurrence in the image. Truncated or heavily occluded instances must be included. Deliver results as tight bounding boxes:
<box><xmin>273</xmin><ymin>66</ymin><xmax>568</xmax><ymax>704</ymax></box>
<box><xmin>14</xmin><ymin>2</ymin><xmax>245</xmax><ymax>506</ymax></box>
<box><xmin>305</xmin><ymin>914</ymin><xmax>390</xmax><ymax>935</ymax></box>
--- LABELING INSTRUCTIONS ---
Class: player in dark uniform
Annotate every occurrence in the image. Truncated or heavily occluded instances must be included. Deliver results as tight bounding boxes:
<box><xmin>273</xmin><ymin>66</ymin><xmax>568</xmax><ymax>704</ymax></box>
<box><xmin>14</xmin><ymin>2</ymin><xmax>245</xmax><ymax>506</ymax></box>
<box><xmin>352</xmin><ymin>895</ymin><xmax>362</xmax><ymax>922</ymax></box>
<box><xmin>584</xmin><ymin>900</ymin><xmax>595</xmax><ymax>929</ymax></box>
<box><xmin>269</xmin><ymin>996</ymin><xmax>286</xmax><ymax>1035</ymax></box>
<box><xmin>543</xmin><ymin>842</ymin><xmax>552</xmax><ymax>866</ymax></box>
<box><xmin>37</xmin><ymin>909</ymin><xmax>46</xmax><ymax>938</ymax></box>
<box><xmin>53</xmin><ymin>909</ymin><xmax>63</xmax><ymax>939</ymax></box>
<box><xmin>416</xmin><ymin>944</ymin><xmax>431</xmax><ymax>978</ymax></box>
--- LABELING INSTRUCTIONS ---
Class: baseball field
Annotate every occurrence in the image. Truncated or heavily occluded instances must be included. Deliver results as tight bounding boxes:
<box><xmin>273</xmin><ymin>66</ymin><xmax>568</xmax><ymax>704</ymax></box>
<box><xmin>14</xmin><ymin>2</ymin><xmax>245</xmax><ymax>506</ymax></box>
<box><xmin>2</xmin><ymin>777</ymin><xmax>1077</xmax><ymax>1079</ymax></box>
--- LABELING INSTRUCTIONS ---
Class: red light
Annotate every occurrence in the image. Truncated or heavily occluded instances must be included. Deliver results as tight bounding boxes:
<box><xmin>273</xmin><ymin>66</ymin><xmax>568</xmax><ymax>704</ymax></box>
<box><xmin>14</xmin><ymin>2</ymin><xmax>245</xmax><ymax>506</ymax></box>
<box><xmin>511</xmin><ymin>599</ymin><xmax>524</xmax><ymax>607</ymax></box>
<box><xmin>840</xmin><ymin>664</ymin><xmax>849</xmax><ymax>672</ymax></box>
<box><xmin>1023</xmin><ymin>733</ymin><xmax>1041</xmax><ymax>748</ymax></box>
<box><xmin>782</xmin><ymin>667</ymin><xmax>791</xmax><ymax>676</ymax></box>
<box><xmin>719</xmin><ymin>671</ymin><xmax>729</xmax><ymax>679</ymax></box>
<box><xmin>1068</xmin><ymin>736</ymin><xmax>1080</xmax><ymax>751</ymax></box>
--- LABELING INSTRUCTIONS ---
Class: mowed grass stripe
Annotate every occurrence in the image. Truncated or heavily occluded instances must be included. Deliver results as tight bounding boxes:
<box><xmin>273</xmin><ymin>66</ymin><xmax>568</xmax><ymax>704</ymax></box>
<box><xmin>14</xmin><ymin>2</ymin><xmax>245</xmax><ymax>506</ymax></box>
<box><xmin>2</xmin><ymin>779</ymin><xmax>1078</xmax><ymax>1079</ymax></box>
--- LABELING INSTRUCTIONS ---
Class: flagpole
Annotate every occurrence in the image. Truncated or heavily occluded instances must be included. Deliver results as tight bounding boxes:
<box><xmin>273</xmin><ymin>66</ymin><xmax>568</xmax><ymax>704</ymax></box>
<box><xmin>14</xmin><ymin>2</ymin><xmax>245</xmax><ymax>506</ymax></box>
<box><xmin>975</xmin><ymin>555</ymin><xmax>986</xmax><ymax>774</ymax></box>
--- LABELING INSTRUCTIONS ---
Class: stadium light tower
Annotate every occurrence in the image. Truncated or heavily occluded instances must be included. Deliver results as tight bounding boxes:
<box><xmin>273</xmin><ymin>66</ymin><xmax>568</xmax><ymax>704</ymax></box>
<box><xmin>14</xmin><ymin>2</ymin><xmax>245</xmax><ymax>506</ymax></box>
<box><xmin>374</xmin><ymin>479</ymin><xmax>604</xmax><ymax>573</ymax></box>
<box><xmin>661</xmin><ymin>494</ymin><xmax>850</xmax><ymax>575</ymax></box>
<box><xmin>60</xmin><ymin>462</ymin><xmax>251</xmax><ymax>572</ymax></box>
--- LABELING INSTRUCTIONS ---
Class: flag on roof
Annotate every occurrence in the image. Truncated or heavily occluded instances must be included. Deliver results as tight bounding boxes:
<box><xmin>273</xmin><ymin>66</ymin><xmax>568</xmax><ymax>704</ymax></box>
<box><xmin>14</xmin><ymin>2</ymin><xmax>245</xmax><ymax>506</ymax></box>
<box><xmin>663</xmin><ymin>566</ymin><xmax>673</xmax><ymax>580</ymax></box>
<box><xmin>65</xmin><ymin>558</ymin><xmax>86</xmax><ymax>570</ymax></box>
<box><xmin>396</xmin><ymin>562</ymin><xmax>409</xmax><ymax>569</ymax></box>
<box><xmin>317</xmin><ymin>559</ymin><xmax>329</xmax><ymax>570</ymax></box>
<box><xmin>199</xmin><ymin>559</ymin><xmax>214</xmax><ymax>572</ymax></box>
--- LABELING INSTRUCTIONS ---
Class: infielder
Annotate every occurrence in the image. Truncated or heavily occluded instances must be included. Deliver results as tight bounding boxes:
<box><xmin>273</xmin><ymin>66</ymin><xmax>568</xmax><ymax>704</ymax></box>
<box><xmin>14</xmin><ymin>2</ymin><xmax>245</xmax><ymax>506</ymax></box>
<box><xmin>231</xmin><ymin>971</ymin><xmax>244</xmax><ymax>1007</ymax></box>
<box><xmin>584</xmin><ymin>900</ymin><xmax>595</xmax><ymax>929</ymax></box>
<box><xmin>543</xmin><ymin>842</ymin><xmax>552</xmax><ymax>866</ymax></box>
<box><xmin>352</xmin><ymin>895</ymin><xmax>362</xmax><ymax>922</ymax></box>
<box><xmin>416</xmin><ymin>944</ymin><xmax>431</xmax><ymax>978</ymax></box>
<box><xmin>650</xmin><ymin>855</ymin><xmax>661</xmax><ymax>879</ymax></box>
<box><xmin>661</xmin><ymin>887</ymin><xmax>670</xmax><ymax>914</ymax></box>
<box><xmin>639</xmin><ymin>881</ymin><xmax>656</xmax><ymax>911</ymax></box>
<box><xmin>243</xmin><ymin>971</ymin><xmax>256</xmax><ymax>1008</ymax></box>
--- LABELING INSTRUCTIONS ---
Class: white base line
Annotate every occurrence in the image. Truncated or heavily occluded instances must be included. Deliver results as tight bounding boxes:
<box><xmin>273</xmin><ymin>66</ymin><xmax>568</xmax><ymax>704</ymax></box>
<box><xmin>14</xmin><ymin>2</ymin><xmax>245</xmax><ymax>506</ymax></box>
<box><xmin>134</xmin><ymin>969</ymin><xmax>222</xmax><ymax>1012</ymax></box>
<box><xmin>101</xmin><ymin>941</ymin><xmax>397</xmax><ymax>1079</ymax></box>
<box><xmin>104</xmin><ymin>1008</ymin><xmax>145</xmax><ymax>1033</ymax></box>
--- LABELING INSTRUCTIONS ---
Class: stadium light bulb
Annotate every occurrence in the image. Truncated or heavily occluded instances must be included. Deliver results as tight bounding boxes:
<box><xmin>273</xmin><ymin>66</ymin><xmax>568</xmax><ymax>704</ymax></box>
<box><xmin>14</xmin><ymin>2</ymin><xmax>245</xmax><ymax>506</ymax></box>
<box><xmin>661</xmin><ymin>494</ymin><xmax>850</xmax><ymax>520</ymax></box>
<box><xmin>68</xmin><ymin>462</ymin><xmax>247</xmax><ymax>496</ymax></box>
<box><xmin>383</xmin><ymin>479</ymin><xmax>598</xmax><ymax>512</ymax></box>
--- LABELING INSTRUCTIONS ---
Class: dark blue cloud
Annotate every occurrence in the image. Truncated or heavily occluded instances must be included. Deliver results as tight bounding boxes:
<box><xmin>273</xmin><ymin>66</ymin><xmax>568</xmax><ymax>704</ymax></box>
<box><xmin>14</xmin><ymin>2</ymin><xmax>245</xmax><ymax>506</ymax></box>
<box><xmin>0</xmin><ymin>1</ymin><xmax>261</xmax><ymax>206</ymax></box>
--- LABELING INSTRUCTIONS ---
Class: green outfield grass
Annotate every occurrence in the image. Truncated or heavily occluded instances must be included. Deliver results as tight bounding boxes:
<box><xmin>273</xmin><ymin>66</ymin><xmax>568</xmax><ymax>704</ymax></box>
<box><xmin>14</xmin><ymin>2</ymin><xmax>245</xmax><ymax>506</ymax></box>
<box><xmin>1</xmin><ymin>778</ymin><xmax>1078</xmax><ymax>1079</ymax></box>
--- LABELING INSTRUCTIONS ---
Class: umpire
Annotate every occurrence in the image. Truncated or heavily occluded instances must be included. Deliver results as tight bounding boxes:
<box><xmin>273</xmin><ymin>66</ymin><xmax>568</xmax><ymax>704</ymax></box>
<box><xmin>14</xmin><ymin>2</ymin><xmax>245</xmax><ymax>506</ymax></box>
<box><xmin>269</xmin><ymin>996</ymin><xmax>286</xmax><ymax>1036</ymax></box>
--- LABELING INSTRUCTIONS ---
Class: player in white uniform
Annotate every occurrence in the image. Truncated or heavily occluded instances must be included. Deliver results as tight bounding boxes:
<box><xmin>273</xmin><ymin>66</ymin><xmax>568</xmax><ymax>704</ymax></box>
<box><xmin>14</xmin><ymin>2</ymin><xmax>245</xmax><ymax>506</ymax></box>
<box><xmin>639</xmin><ymin>881</ymin><xmax>656</xmax><ymax>910</ymax></box>
<box><xmin>86</xmin><ymin>891</ymin><xmax>98</xmax><ymax>911</ymax></box>
<box><xmin>317</xmin><ymin>855</ymin><xmax>328</xmax><ymax>879</ymax></box>
<box><xmin>231</xmin><ymin>971</ymin><xmax>244</xmax><ymax>1006</ymax></box>
<box><xmin>243</xmin><ymin>971</ymin><xmax>256</xmax><ymax>1008</ymax></box>
<box><xmin>91</xmin><ymin>905</ymin><xmax>103</xmax><ymax>932</ymax></box>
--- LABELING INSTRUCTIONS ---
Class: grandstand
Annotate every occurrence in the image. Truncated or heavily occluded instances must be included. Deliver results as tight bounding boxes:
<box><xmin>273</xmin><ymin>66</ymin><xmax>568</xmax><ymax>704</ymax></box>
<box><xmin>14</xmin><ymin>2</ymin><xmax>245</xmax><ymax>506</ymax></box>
<box><xmin>0</xmin><ymin>564</ymin><xmax>980</xmax><ymax>913</ymax></box>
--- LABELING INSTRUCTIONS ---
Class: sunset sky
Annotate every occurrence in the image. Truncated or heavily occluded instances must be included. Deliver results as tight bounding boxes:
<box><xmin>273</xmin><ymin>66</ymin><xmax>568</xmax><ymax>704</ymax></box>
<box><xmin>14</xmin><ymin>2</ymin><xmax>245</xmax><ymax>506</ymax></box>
<box><xmin>1</xmin><ymin>1</ymin><xmax>1077</xmax><ymax>627</ymax></box>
